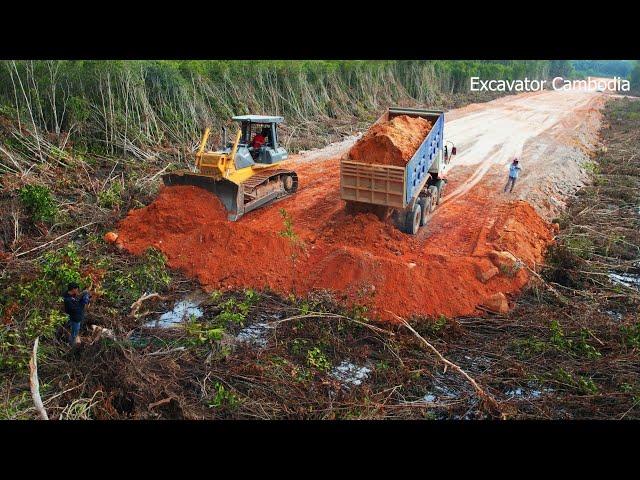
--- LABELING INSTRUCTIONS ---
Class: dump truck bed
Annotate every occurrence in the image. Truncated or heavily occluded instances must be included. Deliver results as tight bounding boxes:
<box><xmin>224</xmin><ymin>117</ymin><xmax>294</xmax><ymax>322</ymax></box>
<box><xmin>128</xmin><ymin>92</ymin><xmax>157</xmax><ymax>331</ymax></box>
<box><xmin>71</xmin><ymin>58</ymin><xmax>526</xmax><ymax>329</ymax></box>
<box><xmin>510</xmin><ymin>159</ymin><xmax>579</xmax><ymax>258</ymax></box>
<box><xmin>340</xmin><ymin>107</ymin><xmax>445</xmax><ymax>209</ymax></box>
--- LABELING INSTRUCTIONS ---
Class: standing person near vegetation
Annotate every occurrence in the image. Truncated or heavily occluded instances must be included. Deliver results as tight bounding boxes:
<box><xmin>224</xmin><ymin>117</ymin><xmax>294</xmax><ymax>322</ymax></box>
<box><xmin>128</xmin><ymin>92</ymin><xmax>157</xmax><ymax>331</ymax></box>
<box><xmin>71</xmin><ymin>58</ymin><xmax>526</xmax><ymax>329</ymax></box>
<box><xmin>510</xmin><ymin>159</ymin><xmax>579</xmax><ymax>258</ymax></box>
<box><xmin>63</xmin><ymin>282</ymin><xmax>91</xmax><ymax>347</ymax></box>
<box><xmin>504</xmin><ymin>158</ymin><xmax>521</xmax><ymax>193</ymax></box>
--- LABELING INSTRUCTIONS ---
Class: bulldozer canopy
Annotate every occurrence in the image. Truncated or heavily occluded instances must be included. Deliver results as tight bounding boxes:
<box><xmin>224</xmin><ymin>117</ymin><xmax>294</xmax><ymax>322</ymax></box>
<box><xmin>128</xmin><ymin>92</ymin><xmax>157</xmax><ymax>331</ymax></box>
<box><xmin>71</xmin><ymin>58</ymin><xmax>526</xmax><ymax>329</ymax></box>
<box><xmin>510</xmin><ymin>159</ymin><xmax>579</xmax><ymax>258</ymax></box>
<box><xmin>232</xmin><ymin>115</ymin><xmax>284</xmax><ymax>124</ymax></box>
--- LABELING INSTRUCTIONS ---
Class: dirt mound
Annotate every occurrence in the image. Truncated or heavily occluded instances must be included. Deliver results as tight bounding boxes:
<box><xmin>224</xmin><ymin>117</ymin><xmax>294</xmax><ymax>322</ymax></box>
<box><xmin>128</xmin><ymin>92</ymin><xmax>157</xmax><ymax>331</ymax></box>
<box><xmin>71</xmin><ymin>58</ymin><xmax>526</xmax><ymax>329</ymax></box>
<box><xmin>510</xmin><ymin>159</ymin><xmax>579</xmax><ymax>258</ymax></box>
<box><xmin>347</xmin><ymin>115</ymin><xmax>433</xmax><ymax>166</ymax></box>
<box><xmin>117</xmin><ymin>181</ymin><xmax>555</xmax><ymax>322</ymax></box>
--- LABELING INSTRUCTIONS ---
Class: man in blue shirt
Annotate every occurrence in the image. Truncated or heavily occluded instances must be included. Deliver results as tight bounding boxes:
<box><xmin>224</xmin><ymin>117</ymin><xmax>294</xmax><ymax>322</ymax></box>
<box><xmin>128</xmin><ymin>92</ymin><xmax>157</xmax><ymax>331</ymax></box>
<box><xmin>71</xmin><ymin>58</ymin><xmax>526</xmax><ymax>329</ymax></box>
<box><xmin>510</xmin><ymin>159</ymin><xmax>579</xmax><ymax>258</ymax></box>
<box><xmin>504</xmin><ymin>158</ymin><xmax>521</xmax><ymax>193</ymax></box>
<box><xmin>63</xmin><ymin>282</ymin><xmax>91</xmax><ymax>346</ymax></box>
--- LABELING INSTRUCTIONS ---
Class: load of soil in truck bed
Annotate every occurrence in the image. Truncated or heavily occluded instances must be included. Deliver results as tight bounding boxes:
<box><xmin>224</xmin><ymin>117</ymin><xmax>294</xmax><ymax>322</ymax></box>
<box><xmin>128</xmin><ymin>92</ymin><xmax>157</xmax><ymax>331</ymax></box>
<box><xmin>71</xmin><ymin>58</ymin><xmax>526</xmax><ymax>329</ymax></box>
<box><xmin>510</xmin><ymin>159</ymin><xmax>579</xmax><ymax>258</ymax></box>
<box><xmin>347</xmin><ymin>114</ymin><xmax>433</xmax><ymax>167</ymax></box>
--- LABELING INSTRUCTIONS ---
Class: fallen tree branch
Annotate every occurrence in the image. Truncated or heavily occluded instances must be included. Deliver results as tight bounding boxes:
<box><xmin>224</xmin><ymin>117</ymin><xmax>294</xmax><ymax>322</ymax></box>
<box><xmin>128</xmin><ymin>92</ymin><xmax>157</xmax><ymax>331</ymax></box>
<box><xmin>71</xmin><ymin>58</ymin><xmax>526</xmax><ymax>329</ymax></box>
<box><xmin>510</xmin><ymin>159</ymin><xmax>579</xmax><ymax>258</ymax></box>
<box><xmin>148</xmin><ymin>397</ymin><xmax>174</xmax><ymax>410</ymax></box>
<box><xmin>271</xmin><ymin>311</ymin><xmax>394</xmax><ymax>336</ymax></box>
<box><xmin>504</xmin><ymin>248</ymin><xmax>569</xmax><ymax>304</ymax></box>
<box><xmin>387</xmin><ymin>311</ymin><xmax>504</xmax><ymax>419</ymax></box>
<box><xmin>146</xmin><ymin>346</ymin><xmax>187</xmax><ymax>356</ymax></box>
<box><xmin>130</xmin><ymin>292</ymin><xmax>165</xmax><ymax>317</ymax></box>
<box><xmin>15</xmin><ymin>222</ymin><xmax>96</xmax><ymax>258</ymax></box>
<box><xmin>29</xmin><ymin>337</ymin><xmax>48</xmax><ymax>420</ymax></box>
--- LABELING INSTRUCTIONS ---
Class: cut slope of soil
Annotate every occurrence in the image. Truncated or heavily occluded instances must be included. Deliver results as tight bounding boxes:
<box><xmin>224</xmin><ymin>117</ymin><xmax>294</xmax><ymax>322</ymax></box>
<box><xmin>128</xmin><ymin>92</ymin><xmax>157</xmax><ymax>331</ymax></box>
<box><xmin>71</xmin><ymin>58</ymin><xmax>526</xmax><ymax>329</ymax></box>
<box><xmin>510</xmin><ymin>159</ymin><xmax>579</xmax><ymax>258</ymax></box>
<box><xmin>347</xmin><ymin>114</ymin><xmax>432</xmax><ymax>166</ymax></box>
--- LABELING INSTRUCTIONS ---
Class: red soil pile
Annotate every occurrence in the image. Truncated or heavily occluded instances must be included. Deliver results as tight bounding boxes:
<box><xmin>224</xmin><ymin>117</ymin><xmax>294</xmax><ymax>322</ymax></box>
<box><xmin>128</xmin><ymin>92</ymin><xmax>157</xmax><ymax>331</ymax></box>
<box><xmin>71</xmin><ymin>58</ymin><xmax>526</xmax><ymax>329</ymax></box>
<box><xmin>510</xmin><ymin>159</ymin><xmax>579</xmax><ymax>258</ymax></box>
<box><xmin>347</xmin><ymin>115</ymin><xmax>433</xmax><ymax>167</ymax></box>
<box><xmin>117</xmin><ymin>177</ymin><xmax>555</xmax><ymax>322</ymax></box>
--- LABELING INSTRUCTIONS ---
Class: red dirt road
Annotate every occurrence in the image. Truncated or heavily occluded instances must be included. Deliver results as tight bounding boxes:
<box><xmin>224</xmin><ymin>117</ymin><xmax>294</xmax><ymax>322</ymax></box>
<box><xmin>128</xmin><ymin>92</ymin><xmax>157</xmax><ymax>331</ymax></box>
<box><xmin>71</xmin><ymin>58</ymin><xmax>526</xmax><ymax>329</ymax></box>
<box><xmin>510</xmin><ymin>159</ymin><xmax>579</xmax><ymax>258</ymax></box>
<box><xmin>117</xmin><ymin>88</ymin><xmax>607</xmax><ymax>322</ymax></box>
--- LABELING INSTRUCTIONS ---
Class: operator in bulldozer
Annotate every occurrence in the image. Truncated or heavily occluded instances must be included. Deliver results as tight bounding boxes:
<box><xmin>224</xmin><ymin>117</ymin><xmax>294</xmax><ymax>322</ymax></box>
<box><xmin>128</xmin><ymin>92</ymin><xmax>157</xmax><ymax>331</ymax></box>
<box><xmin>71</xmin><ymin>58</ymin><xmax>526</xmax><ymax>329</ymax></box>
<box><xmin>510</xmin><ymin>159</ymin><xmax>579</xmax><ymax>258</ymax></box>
<box><xmin>251</xmin><ymin>127</ymin><xmax>270</xmax><ymax>153</ymax></box>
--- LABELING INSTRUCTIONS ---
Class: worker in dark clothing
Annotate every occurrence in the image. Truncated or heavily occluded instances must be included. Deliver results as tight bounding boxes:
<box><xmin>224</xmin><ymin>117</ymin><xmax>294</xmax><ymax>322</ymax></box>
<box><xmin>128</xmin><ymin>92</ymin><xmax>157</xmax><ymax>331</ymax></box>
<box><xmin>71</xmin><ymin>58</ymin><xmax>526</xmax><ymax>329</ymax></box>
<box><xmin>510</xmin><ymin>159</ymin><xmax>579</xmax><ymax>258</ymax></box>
<box><xmin>63</xmin><ymin>282</ymin><xmax>91</xmax><ymax>346</ymax></box>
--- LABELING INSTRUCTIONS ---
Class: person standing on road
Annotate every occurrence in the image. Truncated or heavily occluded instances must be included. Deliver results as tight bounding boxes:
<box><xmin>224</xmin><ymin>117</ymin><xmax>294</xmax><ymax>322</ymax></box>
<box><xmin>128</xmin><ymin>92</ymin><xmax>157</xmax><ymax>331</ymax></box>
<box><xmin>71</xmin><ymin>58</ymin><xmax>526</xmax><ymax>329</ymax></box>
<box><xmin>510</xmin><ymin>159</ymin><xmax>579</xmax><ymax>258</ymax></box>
<box><xmin>504</xmin><ymin>158</ymin><xmax>521</xmax><ymax>193</ymax></box>
<box><xmin>63</xmin><ymin>282</ymin><xmax>91</xmax><ymax>346</ymax></box>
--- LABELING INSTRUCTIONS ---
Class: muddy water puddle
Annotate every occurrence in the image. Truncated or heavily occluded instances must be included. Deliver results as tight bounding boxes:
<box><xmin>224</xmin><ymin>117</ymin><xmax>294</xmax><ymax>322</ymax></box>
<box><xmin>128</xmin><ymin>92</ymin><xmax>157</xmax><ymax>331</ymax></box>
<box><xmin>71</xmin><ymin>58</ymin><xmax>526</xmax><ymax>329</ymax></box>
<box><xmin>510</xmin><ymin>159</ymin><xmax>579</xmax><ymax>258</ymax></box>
<box><xmin>144</xmin><ymin>294</ymin><xmax>206</xmax><ymax>328</ymax></box>
<box><xmin>235</xmin><ymin>321</ymin><xmax>272</xmax><ymax>348</ymax></box>
<box><xmin>331</xmin><ymin>361</ymin><xmax>372</xmax><ymax>387</ymax></box>
<box><xmin>609</xmin><ymin>272</ymin><xmax>640</xmax><ymax>290</ymax></box>
<box><xmin>505</xmin><ymin>386</ymin><xmax>554</xmax><ymax>399</ymax></box>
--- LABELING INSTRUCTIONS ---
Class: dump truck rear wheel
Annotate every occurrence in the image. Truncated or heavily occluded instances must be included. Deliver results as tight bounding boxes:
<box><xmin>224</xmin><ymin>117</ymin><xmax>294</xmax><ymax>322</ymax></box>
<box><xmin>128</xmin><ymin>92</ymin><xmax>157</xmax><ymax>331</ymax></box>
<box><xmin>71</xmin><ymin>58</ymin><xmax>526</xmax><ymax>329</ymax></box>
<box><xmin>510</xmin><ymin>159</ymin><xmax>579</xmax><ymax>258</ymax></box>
<box><xmin>418</xmin><ymin>197</ymin><xmax>429</xmax><ymax>226</ymax></box>
<box><xmin>427</xmin><ymin>186</ymin><xmax>438</xmax><ymax>212</ymax></box>
<box><xmin>435</xmin><ymin>180</ymin><xmax>446</xmax><ymax>204</ymax></box>
<box><xmin>405</xmin><ymin>203</ymin><xmax>422</xmax><ymax>235</ymax></box>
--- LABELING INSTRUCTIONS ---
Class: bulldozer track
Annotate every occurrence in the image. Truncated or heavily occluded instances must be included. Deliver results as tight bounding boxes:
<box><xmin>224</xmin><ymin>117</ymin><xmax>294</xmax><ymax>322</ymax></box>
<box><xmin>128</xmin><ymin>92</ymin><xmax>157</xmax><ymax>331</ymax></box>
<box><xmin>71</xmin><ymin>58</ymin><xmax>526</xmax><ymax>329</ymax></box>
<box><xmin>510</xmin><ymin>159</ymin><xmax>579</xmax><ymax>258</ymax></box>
<box><xmin>242</xmin><ymin>168</ymin><xmax>296</xmax><ymax>189</ymax></box>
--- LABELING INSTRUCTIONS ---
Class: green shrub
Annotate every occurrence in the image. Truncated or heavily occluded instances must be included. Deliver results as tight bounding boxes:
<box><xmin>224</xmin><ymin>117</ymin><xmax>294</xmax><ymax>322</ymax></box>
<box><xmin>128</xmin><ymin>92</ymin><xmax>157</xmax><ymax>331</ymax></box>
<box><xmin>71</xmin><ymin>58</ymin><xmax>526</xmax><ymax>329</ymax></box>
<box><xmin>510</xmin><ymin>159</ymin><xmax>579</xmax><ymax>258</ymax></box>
<box><xmin>98</xmin><ymin>182</ymin><xmax>123</xmax><ymax>209</ymax></box>
<box><xmin>41</xmin><ymin>242</ymin><xmax>84</xmax><ymax>289</ymax></box>
<box><xmin>207</xmin><ymin>382</ymin><xmax>239</xmax><ymax>409</ymax></box>
<box><xmin>512</xmin><ymin>337</ymin><xmax>548</xmax><ymax>359</ymax></box>
<box><xmin>211</xmin><ymin>290</ymin><xmax>260</xmax><ymax>328</ymax></box>
<box><xmin>103</xmin><ymin>248</ymin><xmax>171</xmax><ymax>305</ymax></box>
<box><xmin>19</xmin><ymin>184</ymin><xmax>57</xmax><ymax>224</ymax></box>
<box><xmin>0</xmin><ymin>391</ymin><xmax>32</xmax><ymax>420</ymax></box>
<box><xmin>184</xmin><ymin>319</ymin><xmax>224</xmax><ymax>346</ymax></box>
<box><xmin>306</xmin><ymin>347</ymin><xmax>331</xmax><ymax>372</ymax></box>
<box><xmin>24</xmin><ymin>309</ymin><xmax>67</xmax><ymax>339</ymax></box>
<box><xmin>554</xmin><ymin>368</ymin><xmax>599</xmax><ymax>395</ymax></box>
<box><xmin>564</xmin><ymin>236</ymin><xmax>595</xmax><ymax>260</ymax></box>
<box><xmin>549</xmin><ymin>320</ymin><xmax>600</xmax><ymax>358</ymax></box>
<box><xmin>621</xmin><ymin>323</ymin><xmax>640</xmax><ymax>350</ymax></box>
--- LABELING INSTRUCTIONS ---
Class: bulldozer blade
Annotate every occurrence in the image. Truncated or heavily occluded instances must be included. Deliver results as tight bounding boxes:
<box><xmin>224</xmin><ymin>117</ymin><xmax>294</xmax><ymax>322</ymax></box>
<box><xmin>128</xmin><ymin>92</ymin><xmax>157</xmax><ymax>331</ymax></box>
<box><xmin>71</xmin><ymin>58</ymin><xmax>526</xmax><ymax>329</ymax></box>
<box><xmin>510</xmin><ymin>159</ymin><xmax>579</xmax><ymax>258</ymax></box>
<box><xmin>162</xmin><ymin>172</ymin><xmax>242</xmax><ymax>221</ymax></box>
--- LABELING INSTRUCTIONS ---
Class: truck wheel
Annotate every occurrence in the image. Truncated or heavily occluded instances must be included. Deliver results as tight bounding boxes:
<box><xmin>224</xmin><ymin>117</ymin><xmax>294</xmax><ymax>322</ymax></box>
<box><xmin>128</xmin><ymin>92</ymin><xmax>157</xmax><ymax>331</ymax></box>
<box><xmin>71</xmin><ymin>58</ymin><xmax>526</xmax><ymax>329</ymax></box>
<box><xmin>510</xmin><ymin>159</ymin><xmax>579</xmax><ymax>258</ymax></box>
<box><xmin>435</xmin><ymin>180</ymin><xmax>446</xmax><ymax>205</ymax></box>
<box><xmin>405</xmin><ymin>203</ymin><xmax>422</xmax><ymax>235</ymax></box>
<box><xmin>418</xmin><ymin>197</ymin><xmax>429</xmax><ymax>226</ymax></box>
<box><xmin>427</xmin><ymin>186</ymin><xmax>438</xmax><ymax>212</ymax></box>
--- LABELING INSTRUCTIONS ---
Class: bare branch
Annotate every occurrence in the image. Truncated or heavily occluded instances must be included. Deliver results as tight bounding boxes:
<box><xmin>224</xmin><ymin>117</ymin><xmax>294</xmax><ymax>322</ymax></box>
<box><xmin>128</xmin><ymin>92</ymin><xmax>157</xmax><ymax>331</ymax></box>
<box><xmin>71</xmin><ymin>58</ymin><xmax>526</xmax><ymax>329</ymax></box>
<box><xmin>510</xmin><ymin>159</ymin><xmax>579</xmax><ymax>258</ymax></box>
<box><xmin>29</xmin><ymin>337</ymin><xmax>49</xmax><ymax>420</ymax></box>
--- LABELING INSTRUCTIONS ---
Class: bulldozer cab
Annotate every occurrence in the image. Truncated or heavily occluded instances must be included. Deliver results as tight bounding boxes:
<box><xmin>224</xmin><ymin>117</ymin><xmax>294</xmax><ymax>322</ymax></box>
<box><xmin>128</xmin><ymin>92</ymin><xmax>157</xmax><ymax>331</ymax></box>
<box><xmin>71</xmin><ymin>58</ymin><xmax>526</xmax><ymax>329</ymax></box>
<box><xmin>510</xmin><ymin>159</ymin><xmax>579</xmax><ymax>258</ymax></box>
<box><xmin>232</xmin><ymin>115</ymin><xmax>287</xmax><ymax>165</ymax></box>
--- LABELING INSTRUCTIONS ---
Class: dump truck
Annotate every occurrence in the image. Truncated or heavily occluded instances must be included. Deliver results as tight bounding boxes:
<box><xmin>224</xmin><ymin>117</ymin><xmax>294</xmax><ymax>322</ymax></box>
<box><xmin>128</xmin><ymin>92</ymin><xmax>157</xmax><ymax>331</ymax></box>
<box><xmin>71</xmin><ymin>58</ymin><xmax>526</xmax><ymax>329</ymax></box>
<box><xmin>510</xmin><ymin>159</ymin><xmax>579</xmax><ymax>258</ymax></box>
<box><xmin>340</xmin><ymin>107</ymin><xmax>456</xmax><ymax>234</ymax></box>
<box><xmin>163</xmin><ymin>115</ymin><xmax>298</xmax><ymax>221</ymax></box>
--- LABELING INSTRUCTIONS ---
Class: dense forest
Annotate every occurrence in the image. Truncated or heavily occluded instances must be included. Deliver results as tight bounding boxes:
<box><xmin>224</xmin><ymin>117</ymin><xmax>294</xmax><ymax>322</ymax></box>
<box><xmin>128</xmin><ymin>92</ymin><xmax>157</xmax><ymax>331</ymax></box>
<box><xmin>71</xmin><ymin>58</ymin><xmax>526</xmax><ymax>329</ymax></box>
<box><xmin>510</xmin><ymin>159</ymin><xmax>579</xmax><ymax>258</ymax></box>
<box><xmin>571</xmin><ymin>60</ymin><xmax>635</xmax><ymax>78</ymax></box>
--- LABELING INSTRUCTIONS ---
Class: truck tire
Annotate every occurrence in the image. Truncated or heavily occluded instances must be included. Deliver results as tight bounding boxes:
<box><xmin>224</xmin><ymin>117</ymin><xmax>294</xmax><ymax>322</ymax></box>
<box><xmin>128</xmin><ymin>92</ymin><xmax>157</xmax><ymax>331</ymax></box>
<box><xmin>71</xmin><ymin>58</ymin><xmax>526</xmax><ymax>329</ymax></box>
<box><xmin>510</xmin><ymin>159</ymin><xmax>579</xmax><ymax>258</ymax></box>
<box><xmin>418</xmin><ymin>197</ymin><xmax>428</xmax><ymax>226</ymax></box>
<box><xmin>405</xmin><ymin>203</ymin><xmax>422</xmax><ymax>235</ymax></box>
<box><xmin>435</xmin><ymin>179</ymin><xmax>446</xmax><ymax>205</ymax></box>
<box><xmin>427</xmin><ymin>186</ymin><xmax>438</xmax><ymax>213</ymax></box>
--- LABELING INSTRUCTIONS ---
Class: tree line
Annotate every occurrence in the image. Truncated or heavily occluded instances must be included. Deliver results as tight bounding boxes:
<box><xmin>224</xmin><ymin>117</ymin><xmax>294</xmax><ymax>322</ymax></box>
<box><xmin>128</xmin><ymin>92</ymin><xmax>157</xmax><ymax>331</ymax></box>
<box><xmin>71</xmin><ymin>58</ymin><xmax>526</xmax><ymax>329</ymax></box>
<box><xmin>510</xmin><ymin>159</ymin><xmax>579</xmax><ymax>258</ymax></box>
<box><xmin>0</xmin><ymin>60</ymin><xmax>573</xmax><ymax>161</ymax></box>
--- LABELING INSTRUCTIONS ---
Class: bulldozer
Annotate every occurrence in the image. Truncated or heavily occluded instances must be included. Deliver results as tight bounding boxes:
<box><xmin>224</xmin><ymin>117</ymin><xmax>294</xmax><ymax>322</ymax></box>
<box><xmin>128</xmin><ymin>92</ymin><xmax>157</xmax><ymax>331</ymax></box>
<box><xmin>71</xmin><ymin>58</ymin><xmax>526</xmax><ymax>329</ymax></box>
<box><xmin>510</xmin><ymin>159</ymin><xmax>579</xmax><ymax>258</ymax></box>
<box><xmin>162</xmin><ymin>115</ymin><xmax>298</xmax><ymax>221</ymax></box>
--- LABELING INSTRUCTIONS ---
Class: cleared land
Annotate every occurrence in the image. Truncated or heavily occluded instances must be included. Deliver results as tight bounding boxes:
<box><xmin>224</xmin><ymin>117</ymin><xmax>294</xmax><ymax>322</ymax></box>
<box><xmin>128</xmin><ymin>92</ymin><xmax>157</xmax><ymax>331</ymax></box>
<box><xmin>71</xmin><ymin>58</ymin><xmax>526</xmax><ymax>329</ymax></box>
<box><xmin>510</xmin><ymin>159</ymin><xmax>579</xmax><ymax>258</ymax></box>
<box><xmin>117</xmin><ymin>88</ymin><xmax>607</xmax><ymax>321</ymax></box>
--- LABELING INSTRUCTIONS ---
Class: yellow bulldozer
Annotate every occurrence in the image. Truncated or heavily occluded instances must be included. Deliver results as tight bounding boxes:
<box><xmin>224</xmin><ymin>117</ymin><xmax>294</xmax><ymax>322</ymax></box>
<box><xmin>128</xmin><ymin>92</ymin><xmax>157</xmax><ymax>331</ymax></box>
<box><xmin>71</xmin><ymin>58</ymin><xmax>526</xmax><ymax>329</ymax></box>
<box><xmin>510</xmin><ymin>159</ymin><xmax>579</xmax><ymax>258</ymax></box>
<box><xmin>162</xmin><ymin>115</ymin><xmax>298</xmax><ymax>221</ymax></box>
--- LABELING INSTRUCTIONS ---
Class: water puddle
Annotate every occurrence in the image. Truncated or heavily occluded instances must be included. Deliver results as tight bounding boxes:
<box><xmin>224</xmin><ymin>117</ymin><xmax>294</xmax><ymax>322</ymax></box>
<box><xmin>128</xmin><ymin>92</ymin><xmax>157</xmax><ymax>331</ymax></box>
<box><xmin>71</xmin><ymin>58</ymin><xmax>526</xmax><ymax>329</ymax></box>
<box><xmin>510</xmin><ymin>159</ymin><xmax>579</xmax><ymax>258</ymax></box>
<box><xmin>605</xmin><ymin>310</ymin><xmax>623</xmax><ymax>321</ymax></box>
<box><xmin>236</xmin><ymin>322</ymin><xmax>271</xmax><ymax>348</ymax></box>
<box><xmin>145</xmin><ymin>297</ymin><xmax>204</xmax><ymax>328</ymax></box>
<box><xmin>432</xmin><ymin>383</ymin><xmax>461</xmax><ymax>399</ymax></box>
<box><xmin>609</xmin><ymin>272</ymin><xmax>640</xmax><ymax>290</ymax></box>
<box><xmin>505</xmin><ymin>386</ymin><xmax>554</xmax><ymax>399</ymax></box>
<box><xmin>331</xmin><ymin>361</ymin><xmax>371</xmax><ymax>387</ymax></box>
